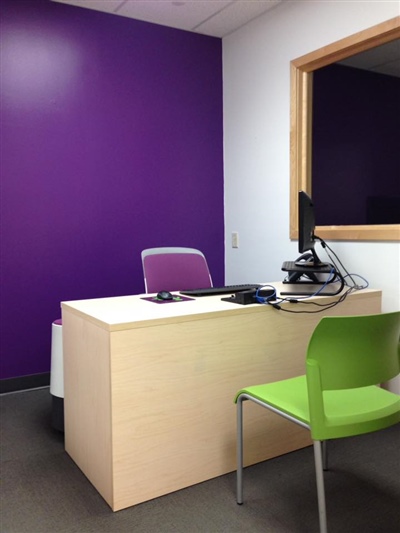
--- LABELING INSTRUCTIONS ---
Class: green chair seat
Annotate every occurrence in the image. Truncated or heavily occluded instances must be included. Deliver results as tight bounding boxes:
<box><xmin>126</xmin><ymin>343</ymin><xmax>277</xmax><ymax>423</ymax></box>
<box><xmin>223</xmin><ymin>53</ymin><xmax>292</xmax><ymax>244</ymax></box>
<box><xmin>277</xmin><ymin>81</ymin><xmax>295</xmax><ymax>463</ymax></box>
<box><xmin>236</xmin><ymin>376</ymin><xmax>309</xmax><ymax>424</ymax></box>
<box><xmin>236</xmin><ymin>379</ymin><xmax>400</xmax><ymax>438</ymax></box>
<box><xmin>322</xmin><ymin>386</ymin><xmax>400</xmax><ymax>435</ymax></box>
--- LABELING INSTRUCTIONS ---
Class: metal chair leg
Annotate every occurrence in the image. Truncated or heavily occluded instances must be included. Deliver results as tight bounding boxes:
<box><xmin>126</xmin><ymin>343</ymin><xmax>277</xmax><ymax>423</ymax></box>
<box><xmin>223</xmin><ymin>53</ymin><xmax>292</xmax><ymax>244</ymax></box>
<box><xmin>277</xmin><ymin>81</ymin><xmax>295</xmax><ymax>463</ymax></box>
<box><xmin>322</xmin><ymin>440</ymin><xmax>328</xmax><ymax>471</ymax></box>
<box><xmin>236</xmin><ymin>396</ymin><xmax>244</xmax><ymax>504</ymax></box>
<box><xmin>313</xmin><ymin>440</ymin><xmax>328</xmax><ymax>533</ymax></box>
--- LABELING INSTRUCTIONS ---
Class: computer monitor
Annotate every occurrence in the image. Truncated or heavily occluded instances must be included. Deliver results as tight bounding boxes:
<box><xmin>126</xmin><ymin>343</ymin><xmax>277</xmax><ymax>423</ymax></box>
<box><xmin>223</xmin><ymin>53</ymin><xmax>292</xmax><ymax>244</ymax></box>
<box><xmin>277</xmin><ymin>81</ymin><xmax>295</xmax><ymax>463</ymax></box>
<box><xmin>298</xmin><ymin>190</ymin><xmax>324</xmax><ymax>266</ymax></box>
<box><xmin>280</xmin><ymin>191</ymin><xmax>341</xmax><ymax>295</ymax></box>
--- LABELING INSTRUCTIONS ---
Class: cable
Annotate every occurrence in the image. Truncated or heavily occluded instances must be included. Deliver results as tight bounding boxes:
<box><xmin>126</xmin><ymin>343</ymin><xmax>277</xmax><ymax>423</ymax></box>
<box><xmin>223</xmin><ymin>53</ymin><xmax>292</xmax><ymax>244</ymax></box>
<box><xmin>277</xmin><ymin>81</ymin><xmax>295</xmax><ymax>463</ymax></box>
<box><xmin>255</xmin><ymin>272</ymin><xmax>351</xmax><ymax>314</ymax></box>
<box><xmin>272</xmin><ymin>239</ymin><xmax>369</xmax><ymax>314</ymax></box>
<box><xmin>341</xmin><ymin>273</ymin><xmax>369</xmax><ymax>289</ymax></box>
<box><xmin>285</xmin><ymin>266</ymin><xmax>343</xmax><ymax>300</ymax></box>
<box><xmin>315</xmin><ymin>237</ymin><xmax>368</xmax><ymax>290</ymax></box>
<box><xmin>273</xmin><ymin>237</ymin><xmax>367</xmax><ymax>313</ymax></box>
<box><xmin>282</xmin><ymin>264</ymin><xmax>345</xmax><ymax>301</ymax></box>
<box><xmin>270</xmin><ymin>287</ymin><xmax>354</xmax><ymax>314</ymax></box>
<box><xmin>255</xmin><ymin>285</ymin><xmax>277</xmax><ymax>304</ymax></box>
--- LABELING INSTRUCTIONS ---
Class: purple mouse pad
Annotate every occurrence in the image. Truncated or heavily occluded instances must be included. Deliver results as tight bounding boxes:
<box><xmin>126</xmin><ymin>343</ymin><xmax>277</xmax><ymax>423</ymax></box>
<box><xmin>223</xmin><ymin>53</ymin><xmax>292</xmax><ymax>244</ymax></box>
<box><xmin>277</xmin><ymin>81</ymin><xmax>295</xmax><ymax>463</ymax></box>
<box><xmin>141</xmin><ymin>295</ymin><xmax>194</xmax><ymax>304</ymax></box>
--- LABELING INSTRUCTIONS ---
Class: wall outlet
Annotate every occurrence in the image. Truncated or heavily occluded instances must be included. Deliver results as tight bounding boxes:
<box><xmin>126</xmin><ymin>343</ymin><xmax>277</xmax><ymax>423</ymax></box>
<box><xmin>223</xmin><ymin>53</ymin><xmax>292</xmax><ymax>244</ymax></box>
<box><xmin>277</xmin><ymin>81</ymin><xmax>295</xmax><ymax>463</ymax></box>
<box><xmin>232</xmin><ymin>231</ymin><xmax>239</xmax><ymax>248</ymax></box>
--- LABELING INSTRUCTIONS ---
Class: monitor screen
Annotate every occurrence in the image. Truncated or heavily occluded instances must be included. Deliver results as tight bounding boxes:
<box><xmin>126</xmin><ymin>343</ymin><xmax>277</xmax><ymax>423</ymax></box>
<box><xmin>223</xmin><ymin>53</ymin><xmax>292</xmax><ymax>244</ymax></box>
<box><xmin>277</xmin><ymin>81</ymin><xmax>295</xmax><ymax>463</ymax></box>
<box><xmin>298</xmin><ymin>191</ymin><xmax>323</xmax><ymax>265</ymax></box>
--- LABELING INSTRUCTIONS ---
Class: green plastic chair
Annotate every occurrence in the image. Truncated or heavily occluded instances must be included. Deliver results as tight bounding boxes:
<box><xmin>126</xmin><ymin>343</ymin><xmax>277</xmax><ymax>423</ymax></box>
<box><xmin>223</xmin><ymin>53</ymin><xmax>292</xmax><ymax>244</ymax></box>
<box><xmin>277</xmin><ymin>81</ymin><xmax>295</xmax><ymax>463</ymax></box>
<box><xmin>235</xmin><ymin>312</ymin><xmax>400</xmax><ymax>533</ymax></box>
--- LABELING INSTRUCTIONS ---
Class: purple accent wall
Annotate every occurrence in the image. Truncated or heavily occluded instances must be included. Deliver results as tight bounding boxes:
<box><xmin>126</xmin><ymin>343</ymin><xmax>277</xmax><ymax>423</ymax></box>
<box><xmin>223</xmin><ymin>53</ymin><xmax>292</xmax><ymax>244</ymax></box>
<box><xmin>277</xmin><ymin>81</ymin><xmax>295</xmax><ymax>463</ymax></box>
<box><xmin>0</xmin><ymin>0</ymin><xmax>224</xmax><ymax>380</ymax></box>
<box><xmin>312</xmin><ymin>64</ymin><xmax>400</xmax><ymax>225</ymax></box>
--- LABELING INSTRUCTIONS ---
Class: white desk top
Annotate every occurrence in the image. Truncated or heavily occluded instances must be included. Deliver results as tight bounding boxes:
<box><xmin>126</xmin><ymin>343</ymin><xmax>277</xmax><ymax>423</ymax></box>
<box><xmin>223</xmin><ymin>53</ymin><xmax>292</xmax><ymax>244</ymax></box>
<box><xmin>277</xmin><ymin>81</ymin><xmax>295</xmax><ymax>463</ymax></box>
<box><xmin>61</xmin><ymin>283</ymin><xmax>380</xmax><ymax>332</ymax></box>
<box><xmin>62</xmin><ymin>290</ymin><xmax>265</xmax><ymax>331</ymax></box>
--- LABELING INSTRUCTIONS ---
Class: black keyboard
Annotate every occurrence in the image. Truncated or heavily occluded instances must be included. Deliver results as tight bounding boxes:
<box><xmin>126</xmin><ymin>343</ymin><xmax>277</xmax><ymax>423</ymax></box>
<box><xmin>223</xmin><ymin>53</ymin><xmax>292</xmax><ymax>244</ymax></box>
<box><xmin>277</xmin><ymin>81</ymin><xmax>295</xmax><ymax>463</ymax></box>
<box><xmin>282</xmin><ymin>261</ymin><xmax>332</xmax><ymax>273</ymax></box>
<box><xmin>180</xmin><ymin>284</ymin><xmax>262</xmax><ymax>297</ymax></box>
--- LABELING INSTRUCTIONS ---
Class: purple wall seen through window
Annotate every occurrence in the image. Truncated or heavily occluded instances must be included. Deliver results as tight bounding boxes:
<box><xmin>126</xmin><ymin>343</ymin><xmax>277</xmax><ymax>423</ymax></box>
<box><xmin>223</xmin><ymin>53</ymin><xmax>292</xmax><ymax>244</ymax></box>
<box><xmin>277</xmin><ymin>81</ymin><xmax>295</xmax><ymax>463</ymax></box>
<box><xmin>312</xmin><ymin>64</ymin><xmax>400</xmax><ymax>225</ymax></box>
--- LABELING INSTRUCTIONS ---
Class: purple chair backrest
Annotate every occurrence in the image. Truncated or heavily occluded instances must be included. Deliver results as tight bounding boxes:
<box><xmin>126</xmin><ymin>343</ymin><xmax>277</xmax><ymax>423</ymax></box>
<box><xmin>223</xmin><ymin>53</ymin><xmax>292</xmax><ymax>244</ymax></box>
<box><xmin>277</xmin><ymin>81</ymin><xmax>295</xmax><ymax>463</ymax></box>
<box><xmin>142</xmin><ymin>250</ymin><xmax>212</xmax><ymax>293</ymax></box>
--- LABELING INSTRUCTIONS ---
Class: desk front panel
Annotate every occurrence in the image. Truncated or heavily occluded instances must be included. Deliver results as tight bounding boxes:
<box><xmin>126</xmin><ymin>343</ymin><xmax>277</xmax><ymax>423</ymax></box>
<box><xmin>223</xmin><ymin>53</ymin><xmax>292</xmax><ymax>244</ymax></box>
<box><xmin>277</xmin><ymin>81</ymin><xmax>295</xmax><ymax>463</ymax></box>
<box><xmin>63</xmin><ymin>289</ymin><xmax>381</xmax><ymax>511</ymax></box>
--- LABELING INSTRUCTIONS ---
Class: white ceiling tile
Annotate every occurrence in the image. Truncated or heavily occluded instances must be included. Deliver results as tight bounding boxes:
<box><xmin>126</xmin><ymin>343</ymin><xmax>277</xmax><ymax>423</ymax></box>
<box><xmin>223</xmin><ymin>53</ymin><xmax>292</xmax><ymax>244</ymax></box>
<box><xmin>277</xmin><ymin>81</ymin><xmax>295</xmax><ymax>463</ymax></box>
<box><xmin>50</xmin><ymin>0</ymin><xmax>400</xmax><ymax>76</ymax></box>
<box><xmin>195</xmin><ymin>0</ymin><xmax>281</xmax><ymax>37</ymax></box>
<box><xmin>339</xmin><ymin>40</ymin><xmax>400</xmax><ymax>78</ymax></box>
<box><xmin>52</xmin><ymin>0</ymin><xmax>284</xmax><ymax>37</ymax></box>
<box><xmin>118</xmin><ymin>0</ymin><xmax>233</xmax><ymax>33</ymax></box>
<box><xmin>371</xmin><ymin>58</ymin><xmax>400</xmax><ymax>78</ymax></box>
<box><xmin>340</xmin><ymin>40</ymin><xmax>400</xmax><ymax>70</ymax></box>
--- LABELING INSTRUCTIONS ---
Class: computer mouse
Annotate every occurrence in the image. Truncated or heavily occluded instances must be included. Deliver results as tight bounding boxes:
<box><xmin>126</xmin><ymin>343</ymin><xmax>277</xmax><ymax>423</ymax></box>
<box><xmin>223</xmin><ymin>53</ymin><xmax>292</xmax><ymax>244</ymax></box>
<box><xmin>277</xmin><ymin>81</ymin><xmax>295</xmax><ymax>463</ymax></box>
<box><xmin>157</xmin><ymin>290</ymin><xmax>173</xmax><ymax>301</ymax></box>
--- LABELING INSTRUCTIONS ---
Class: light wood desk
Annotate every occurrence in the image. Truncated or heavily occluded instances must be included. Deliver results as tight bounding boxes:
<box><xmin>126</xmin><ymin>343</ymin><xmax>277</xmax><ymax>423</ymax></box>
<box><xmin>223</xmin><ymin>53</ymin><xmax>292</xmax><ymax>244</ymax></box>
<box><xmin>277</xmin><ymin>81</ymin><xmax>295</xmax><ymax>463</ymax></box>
<box><xmin>62</xmin><ymin>285</ymin><xmax>381</xmax><ymax>511</ymax></box>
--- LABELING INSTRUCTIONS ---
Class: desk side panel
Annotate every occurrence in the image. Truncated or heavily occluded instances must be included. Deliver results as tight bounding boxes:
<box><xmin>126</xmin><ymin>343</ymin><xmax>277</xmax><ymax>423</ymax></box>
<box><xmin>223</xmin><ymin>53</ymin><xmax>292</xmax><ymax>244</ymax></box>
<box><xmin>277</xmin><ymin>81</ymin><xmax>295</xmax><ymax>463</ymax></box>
<box><xmin>63</xmin><ymin>308</ymin><xmax>113</xmax><ymax>507</ymax></box>
<box><xmin>109</xmin><ymin>290</ymin><xmax>381</xmax><ymax>511</ymax></box>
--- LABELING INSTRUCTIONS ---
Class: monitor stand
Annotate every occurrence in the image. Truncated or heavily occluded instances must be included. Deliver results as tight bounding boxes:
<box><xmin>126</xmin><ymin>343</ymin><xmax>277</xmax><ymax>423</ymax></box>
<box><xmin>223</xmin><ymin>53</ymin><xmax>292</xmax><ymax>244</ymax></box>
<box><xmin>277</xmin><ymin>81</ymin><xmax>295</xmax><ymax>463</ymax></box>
<box><xmin>280</xmin><ymin>282</ymin><xmax>343</xmax><ymax>297</ymax></box>
<box><xmin>281</xmin><ymin>261</ymin><xmax>344</xmax><ymax>296</ymax></box>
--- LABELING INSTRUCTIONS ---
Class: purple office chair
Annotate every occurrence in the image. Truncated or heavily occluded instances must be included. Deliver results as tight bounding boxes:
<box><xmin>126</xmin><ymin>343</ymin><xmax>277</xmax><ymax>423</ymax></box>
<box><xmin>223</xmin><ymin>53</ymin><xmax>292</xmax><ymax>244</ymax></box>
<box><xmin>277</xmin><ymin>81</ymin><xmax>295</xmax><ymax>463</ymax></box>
<box><xmin>141</xmin><ymin>247</ymin><xmax>213</xmax><ymax>293</ymax></box>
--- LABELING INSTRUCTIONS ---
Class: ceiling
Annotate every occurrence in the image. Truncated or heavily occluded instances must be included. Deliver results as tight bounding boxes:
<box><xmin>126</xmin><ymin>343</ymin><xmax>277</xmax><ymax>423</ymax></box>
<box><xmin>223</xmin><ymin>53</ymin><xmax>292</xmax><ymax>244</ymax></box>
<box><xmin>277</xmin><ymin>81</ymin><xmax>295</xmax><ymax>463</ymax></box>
<box><xmin>52</xmin><ymin>0</ymin><xmax>399</xmax><ymax>76</ymax></box>
<box><xmin>339</xmin><ymin>39</ymin><xmax>400</xmax><ymax>78</ymax></box>
<box><xmin>51</xmin><ymin>0</ymin><xmax>283</xmax><ymax>38</ymax></box>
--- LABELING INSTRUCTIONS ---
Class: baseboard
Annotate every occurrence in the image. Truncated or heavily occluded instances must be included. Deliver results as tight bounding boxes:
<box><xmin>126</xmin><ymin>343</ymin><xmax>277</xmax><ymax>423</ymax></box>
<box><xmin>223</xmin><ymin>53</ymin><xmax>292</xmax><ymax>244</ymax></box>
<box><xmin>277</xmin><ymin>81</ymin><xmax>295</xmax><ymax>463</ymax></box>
<box><xmin>0</xmin><ymin>372</ymin><xmax>50</xmax><ymax>394</ymax></box>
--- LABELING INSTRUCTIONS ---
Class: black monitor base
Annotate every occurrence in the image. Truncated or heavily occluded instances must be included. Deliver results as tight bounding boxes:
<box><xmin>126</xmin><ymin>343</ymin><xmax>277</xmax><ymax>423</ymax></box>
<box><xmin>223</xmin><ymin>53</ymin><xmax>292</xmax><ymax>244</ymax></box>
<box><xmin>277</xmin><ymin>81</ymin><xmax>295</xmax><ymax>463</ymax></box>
<box><xmin>294</xmin><ymin>260</ymin><xmax>330</xmax><ymax>269</ymax></box>
<box><xmin>281</xmin><ymin>260</ymin><xmax>344</xmax><ymax>296</ymax></box>
<box><xmin>280</xmin><ymin>282</ymin><xmax>343</xmax><ymax>297</ymax></box>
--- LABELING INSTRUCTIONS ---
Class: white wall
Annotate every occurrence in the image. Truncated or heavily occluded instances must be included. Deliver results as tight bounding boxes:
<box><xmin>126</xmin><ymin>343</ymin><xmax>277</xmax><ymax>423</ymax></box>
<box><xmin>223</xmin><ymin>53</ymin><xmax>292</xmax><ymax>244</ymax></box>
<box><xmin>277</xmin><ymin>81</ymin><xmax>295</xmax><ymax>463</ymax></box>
<box><xmin>223</xmin><ymin>0</ymin><xmax>399</xmax><ymax>307</ymax></box>
<box><xmin>223</xmin><ymin>1</ymin><xmax>399</xmax><ymax>390</ymax></box>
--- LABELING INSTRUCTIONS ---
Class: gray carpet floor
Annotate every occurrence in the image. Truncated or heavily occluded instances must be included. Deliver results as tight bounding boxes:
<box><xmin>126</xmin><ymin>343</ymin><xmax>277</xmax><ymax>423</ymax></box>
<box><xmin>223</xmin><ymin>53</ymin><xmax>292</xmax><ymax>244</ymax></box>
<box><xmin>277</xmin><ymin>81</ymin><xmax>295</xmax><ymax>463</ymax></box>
<box><xmin>1</xmin><ymin>388</ymin><xmax>399</xmax><ymax>533</ymax></box>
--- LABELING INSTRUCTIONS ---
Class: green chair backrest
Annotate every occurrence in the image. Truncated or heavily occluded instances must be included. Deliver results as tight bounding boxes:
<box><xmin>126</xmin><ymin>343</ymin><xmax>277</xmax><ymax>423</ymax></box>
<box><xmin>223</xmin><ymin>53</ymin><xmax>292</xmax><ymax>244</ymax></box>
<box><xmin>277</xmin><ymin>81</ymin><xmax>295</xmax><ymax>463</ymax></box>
<box><xmin>306</xmin><ymin>312</ymin><xmax>400</xmax><ymax>391</ymax></box>
<box><xmin>305</xmin><ymin>312</ymin><xmax>400</xmax><ymax>440</ymax></box>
